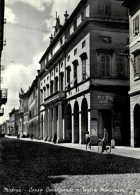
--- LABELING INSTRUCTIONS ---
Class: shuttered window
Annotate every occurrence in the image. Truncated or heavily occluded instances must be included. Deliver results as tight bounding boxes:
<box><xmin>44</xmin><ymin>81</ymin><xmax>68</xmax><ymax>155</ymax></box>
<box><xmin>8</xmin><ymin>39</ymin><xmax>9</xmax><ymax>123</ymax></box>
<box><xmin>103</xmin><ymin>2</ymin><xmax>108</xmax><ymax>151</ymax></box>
<box><xmin>133</xmin><ymin>15</ymin><xmax>139</xmax><ymax>35</ymax></box>
<box><xmin>101</xmin><ymin>55</ymin><xmax>110</xmax><ymax>77</ymax></box>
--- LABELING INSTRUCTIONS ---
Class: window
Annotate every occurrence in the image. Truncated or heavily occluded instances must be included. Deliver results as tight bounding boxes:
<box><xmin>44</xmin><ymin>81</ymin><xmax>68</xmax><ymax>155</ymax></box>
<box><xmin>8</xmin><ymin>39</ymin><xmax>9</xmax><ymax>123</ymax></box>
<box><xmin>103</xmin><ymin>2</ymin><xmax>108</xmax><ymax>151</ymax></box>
<box><xmin>43</xmin><ymin>87</ymin><xmax>46</xmax><ymax>99</ymax></box>
<box><xmin>47</xmin><ymin>85</ymin><xmax>49</xmax><ymax>97</ymax></box>
<box><xmin>72</xmin><ymin>60</ymin><xmax>78</xmax><ymax>85</ymax></box>
<box><xmin>56</xmin><ymin>67</ymin><xmax>58</xmax><ymax>72</ymax></box>
<box><xmin>100</xmin><ymin>55</ymin><xmax>111</xmax><ymax>77</ymax></box>
<box><xmin>133</xmin><ymin>54</ymin><xmax>140</xmax><ymax>78</ymax></box>
<box><xmin>73</xmin><ymin>19</ymin><xmax>77</xmax><ymax>31</ymax></box>
<box><xmin>60</xmin><ymin>73</ymin><xmax>64</xmax><ymax>91</ymax></box>
<box><xmin>67</xmin><ymin>55</ymin><xmax>70</xmax><ymax>62</ymax></box>
<box><xmin>65</xmin><ymin>28</ymin><xmax>70</xmax><ymax>40</ymax></box>
<box><xmin>74</xmin><ymin>48</ymin><xmax>77</xmax><ymax>56</ymax></box>
<box><xmin>99</xmin><ymin>36</ymin><xmax>111</xmax><ymax>43</ymax></box>
<box><xmin>60</xmin><ymin>37</ymin><xmax>63</xmax><ymax>45</ymax></box>
<box><xmin>74</xmin><ymin>65</ymin><xmax>77</xmax><ymax>85</ymax></box>
<box><xmin>81</xmin><ymin>8</ymin><xmax>85</xmax><ymax>21</ymax></box>
<box><xmin>61</xmin><ymin>62</ymin><xmax>63</xmax><ymax>68</ymax></box>
<box><xmin>67</xmin><ymin>67</ymin><xmax>71</xmax><ymax>83</ymax></box>
<box><xmin>82</xmin><ymin>59</ymin><xmax>86</xmax><ymax>80</ymax></box>
<box><xmin>133</xmin><ymin>15</ymin><xmax>139</xmax><ymax>35</ymax></box>
<box><xmin>40</xmin><ymin>90</ymin><xmax>43</xmax><ymax>104</ymax></box>
<box><xmin>55</xmin><ymin>77</ymin><xmax>58</xmax><ymax>92</ymax></box>
<box><xmin>98</xmin><ymin>1</ymin><xmax>111</xmax><ymax>15</ymax></box>
<box><xmin>50</xmin><ymin>81</ymin><xmax>53</xmax><ymax>95</ymax></box>
<box><xmin>82</xmin><ymin>40</ymin><xmax>86</xmax><ymax>48</ymax></box>
<box><xmin>51</xmin><ymin>50</ymin><xmax>53</xmax><ymax>57</ymax></box>
<box><xmin>80</xmin><ymin>53</ymin><xmax>87</xmax><ymax>81</ymax></box>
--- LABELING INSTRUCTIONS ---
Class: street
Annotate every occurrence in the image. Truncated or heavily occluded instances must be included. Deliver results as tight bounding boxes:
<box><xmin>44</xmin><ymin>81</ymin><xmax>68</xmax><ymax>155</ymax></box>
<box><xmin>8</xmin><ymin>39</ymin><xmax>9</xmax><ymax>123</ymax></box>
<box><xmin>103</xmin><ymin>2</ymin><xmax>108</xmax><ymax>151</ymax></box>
<box><xmin>0</xmin><ymin>138</ymin><xmax>140</xmax><ymax>195</ymax></box>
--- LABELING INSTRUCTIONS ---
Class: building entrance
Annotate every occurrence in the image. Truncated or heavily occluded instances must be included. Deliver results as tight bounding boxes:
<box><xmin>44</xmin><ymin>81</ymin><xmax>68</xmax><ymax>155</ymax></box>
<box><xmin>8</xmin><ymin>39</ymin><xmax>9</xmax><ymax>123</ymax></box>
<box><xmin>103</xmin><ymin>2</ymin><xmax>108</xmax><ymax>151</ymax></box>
<box><xmin>134</xmin><ymin>104</ymin><xmax>140</xmax><ymax>147</ymax></box>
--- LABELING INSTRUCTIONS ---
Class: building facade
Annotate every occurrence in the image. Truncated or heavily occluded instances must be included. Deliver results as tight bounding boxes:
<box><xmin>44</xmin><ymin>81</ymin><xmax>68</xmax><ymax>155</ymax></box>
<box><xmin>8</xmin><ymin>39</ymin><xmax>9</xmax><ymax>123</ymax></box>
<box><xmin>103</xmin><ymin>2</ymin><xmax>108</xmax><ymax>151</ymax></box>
<box><xmin>122</xmin><ymin>0</ymin><xmax>140</xmax><ymax>147</ymax></box>
<box><xmin>28</xmin><ymin>75</ymin><xmax>40</xmax><ymax>139</ymax></box>
<box><xmin>0</xmin><ymin>0</ymin><xmax>7</xmax><ymax>117</ymax></box>
<box><xmin>19</xmin><ymin>88</ymin><xmax>29</xmax><ymax>136</ymax></box>
<box><xmin>39</xmin><ymin>0</ymin><xmax>130</xmax><ymax>145</ymax></box>
<box><xmin>9</xmin><ymin>108</ymin><xmax>19</xmax><ymax>136</ymax></box>
<box><xmin>18</xmin><ymin>74</ymin><xmax>40</xmax><ymax>138</ymax></box>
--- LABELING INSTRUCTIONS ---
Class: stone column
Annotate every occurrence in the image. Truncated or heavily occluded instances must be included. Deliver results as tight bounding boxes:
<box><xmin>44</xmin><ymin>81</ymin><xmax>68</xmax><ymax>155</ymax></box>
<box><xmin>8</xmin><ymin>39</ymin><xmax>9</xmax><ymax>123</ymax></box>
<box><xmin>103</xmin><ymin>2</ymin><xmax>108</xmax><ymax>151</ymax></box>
<box><xmin>57</xmin><ymin>102</ymin><xmax>63</xmax><ymax>143</ymax></box>
<box><xmin>79</xmin><ymin>112</ymin><xmax>82</xmax><ymax>144</ymax></box>
<box><xmin>130</xmin><ymin>98</ymin><xmax>134</xmax><ymax>147</ymax></box>
<box><xmin>48</xmin><ymin>108</ymin><xmax>52</xmax><ymax>141</ymax></box>
<box><xmin>72</xmin><ymin>114</ymin><xmax>74</xmax><ymax>143</ymax></box>
<box><xmin>44</xmin><ymin>109</ymin><xmax>48</xmax><ymax>140</ymax></box>
<box><xmin>52</xmin><ymin>106</ymin><xmax>57</xmax><ymax>141</ymax></box>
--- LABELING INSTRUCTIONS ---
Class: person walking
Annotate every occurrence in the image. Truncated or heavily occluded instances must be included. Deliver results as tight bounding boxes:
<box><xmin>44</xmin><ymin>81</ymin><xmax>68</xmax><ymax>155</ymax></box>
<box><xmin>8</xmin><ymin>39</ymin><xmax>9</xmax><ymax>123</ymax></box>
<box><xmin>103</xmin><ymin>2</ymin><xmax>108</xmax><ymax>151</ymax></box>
<box><xmin>85</xmin><ymin>131</ymin><xmax>91</xmax><ymax>149</ymax></box>
<box><xmin>102</xmin><ymin>128</ymin><xmax>108</xmax><ymax>152</ymax></box>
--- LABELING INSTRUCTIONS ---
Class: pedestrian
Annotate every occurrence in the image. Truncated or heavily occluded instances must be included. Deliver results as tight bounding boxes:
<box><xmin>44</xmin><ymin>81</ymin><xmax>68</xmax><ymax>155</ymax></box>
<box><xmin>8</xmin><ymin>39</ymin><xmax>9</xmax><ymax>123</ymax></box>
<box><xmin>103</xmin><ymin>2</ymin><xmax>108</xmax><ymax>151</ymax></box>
<box><xmin>85</xmin><ymin>131</ymin><xmax>91</xmax><ymax>149</ymax></box>
<box><xmin>102</xmin><ymin>128</ymin><xmax>108</xmax><ymax>152</ymax></box>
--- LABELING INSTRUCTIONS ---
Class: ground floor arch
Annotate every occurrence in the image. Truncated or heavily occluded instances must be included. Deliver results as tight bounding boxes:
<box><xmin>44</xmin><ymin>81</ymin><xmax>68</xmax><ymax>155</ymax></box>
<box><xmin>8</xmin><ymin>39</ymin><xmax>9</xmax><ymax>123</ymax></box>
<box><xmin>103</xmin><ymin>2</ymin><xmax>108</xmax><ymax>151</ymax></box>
<box><xmin>134</xmin><ymin>104</ymin><xmax>140</xmax><ymax>147</ymax></box>
<box><xmin>81</xmin><ymin>98</ymin><xmax>88</xmax><ymax>144</ymax></box>
<box><xmin>74</xmin><ymin>101</ymin><xmax>79</xmax><ymax>143</ymax></box>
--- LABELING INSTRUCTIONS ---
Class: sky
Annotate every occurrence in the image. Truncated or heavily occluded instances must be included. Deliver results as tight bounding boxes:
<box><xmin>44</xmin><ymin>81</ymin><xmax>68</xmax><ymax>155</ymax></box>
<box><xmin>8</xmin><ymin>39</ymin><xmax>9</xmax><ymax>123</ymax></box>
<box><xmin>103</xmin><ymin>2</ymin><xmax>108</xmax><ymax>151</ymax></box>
<box><xmin>0</xmin><ymin>0</ymin><xmax>80</xmax><ymax>123</ymax></box>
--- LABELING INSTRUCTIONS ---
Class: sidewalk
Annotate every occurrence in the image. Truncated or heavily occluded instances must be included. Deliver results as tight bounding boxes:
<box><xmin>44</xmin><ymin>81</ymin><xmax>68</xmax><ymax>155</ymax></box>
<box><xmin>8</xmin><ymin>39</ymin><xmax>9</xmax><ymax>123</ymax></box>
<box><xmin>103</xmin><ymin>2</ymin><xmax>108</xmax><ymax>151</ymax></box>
<box><xmin>5</xmin><ymin>136</ymin><xmax>140</xmax><ymax>159</ymax></box>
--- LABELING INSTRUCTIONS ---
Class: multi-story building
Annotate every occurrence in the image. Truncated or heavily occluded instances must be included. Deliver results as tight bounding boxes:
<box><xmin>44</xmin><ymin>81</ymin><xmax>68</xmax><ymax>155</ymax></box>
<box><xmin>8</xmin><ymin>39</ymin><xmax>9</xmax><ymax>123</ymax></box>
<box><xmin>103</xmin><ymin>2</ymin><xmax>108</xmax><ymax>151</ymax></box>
<box><xmin>18</xmin><ymin>73</ymin><xmax>40</xmax><ymax>138</ymax></box>
<box><xmin>19</xmin><ymin>88</ymin><xmax>29</xmax><ymax>136</ymax></box>
<box><xmin>28</xmin><ymin>75</ymin><xmax>40</xmax><ymax>139</ymax></box>
<box><xmin>122</xmin><ymin>0</ymin><xmax>140</xmax><ymax>147</ymax></box>
<box><xmin>0</xmin><ymin>0</ymin><xmax>7</xmax><ymax>116</ymax></box>
<box><xmin>1</xmin><ymin>120</ymin><xmax>9</xmax><ymax>135</ymax></box>
<box><xmin>9</xmin><ymin>108</ymin><xmax>19</xmax><ymax>136</ymax></box>
<box><xmin>39</xmin><ymin>0</ymin><xmax>130</xmax><ymax>145</ymax></box>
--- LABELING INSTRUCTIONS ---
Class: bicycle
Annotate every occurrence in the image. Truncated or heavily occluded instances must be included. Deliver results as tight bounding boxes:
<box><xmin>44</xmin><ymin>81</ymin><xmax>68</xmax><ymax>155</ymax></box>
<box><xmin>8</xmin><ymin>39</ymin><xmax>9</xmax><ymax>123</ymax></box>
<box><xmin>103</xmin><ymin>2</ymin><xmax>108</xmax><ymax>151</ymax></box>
<box><xmin>98</xmin><ymin>139</ymin><xmax>111</xmax><ymax>153</ymax></box>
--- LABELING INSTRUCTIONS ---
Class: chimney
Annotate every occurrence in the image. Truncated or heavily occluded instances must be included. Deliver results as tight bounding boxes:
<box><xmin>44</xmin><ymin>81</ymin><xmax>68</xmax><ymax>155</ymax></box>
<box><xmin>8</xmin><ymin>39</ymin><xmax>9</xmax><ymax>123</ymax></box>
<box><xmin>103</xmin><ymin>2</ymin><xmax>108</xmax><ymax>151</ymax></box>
<box><xmin>49</xmin><ymin>34</ymin><xmax>54</xmax><ymax>43</ymax></box>
<box><xmin>64</xmin><ymin>11</ymin><xmax>69</xmax><ymax>22</ymax></box>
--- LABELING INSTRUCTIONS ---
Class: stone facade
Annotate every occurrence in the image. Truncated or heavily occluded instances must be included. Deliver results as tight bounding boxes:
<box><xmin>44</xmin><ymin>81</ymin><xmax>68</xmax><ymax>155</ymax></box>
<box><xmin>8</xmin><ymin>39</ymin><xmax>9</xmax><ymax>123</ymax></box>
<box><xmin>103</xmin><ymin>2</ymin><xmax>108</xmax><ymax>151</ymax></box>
<box><xmin>122</xmin><ymin>0</ymin><xmax>140</xmax><ymax>147</ymax></box>
<box><xmin>39</xmin><ymin>0</ymin><xmax>130</xmax><ymax>145</ymax></box>
<box><xmin>18</xmin><ymin>74</ymin><xmax>40</xmax><ymax>139</ymax></box>
<box><xmin>9</xmin><ymin>108</ymin><xmax>19</xmax><ymax>136</ymax></box>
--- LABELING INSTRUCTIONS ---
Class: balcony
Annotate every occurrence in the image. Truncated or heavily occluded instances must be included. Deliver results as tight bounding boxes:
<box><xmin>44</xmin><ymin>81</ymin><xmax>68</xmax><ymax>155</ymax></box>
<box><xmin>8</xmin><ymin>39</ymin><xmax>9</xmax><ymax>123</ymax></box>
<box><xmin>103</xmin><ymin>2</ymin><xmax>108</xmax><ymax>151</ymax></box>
<box><xmin>0</xmin><ymin>107</ymin><xmax>4</xmax><ymax>116</ymax></box>
<box><xmin>0</xmin><ymin>89</ymin><xmax>8</xmax><ymax>106</ymax></box>
<box><xmin>44</xmin><ymin>91</ymin><xmax>65</xmax><ymax>106</ymax></box>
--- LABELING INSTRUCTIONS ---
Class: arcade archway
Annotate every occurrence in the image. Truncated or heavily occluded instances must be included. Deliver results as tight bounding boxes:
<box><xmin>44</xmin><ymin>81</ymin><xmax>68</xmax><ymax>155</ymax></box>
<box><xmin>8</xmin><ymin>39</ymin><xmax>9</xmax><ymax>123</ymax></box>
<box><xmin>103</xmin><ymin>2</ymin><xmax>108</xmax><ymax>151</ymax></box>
<box><xmin>81</xmin><ymin>98</ymin><xmax>88</xmax><ymax>144</ymax></box>
<box><xmin>74</xmin><ymin>101</ymin><xmax>79</xmax><ymax>143</ymax></box>
<box><xmin>134</xmin><ymin>104</ymin><xmax>140</xmax><ymax>147</ymax></box>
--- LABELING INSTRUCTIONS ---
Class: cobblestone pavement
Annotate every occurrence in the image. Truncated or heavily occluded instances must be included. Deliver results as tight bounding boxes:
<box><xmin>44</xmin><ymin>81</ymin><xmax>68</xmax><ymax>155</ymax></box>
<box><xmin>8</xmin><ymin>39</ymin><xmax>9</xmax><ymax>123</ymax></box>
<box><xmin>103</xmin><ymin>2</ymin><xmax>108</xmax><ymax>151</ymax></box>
<box><xmin>0</xmin><ymin>137</ymin><xmax>140</xmax><ymax>195</ymax></box>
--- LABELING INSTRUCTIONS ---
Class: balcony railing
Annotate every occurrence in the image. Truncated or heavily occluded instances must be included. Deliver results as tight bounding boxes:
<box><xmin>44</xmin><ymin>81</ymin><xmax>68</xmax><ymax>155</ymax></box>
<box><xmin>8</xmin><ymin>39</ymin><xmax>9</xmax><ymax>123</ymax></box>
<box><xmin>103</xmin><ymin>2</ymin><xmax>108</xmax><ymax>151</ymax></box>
<box><xmin>0</xmin><ymin>89</ymin><xmax>7</xmax><ymax>105</ymax></box>
<box><xmin>0</xmin><ymin>107</ymin><xmax>4</xmax><ymax>116</ymax></box>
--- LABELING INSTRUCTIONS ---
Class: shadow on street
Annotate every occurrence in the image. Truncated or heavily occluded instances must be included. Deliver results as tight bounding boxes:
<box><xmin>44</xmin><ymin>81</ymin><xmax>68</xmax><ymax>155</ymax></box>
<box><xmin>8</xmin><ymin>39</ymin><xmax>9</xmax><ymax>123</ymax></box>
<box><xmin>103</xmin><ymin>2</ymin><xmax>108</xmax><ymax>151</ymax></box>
<box><xmin>0</xmin><ymin>138</ymin><xmax>140</xmax><ymax>194</ymax></box>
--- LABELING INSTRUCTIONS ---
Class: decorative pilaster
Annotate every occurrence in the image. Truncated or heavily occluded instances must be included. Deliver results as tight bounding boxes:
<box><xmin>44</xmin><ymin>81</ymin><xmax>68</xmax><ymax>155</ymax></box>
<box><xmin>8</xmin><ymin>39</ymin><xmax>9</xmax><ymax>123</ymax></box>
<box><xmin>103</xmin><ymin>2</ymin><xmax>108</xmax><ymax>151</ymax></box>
<box><xmin>72</xmin><ymin>114</ymin><xmax>74</xmax><ymax>143</ymax></box>
<box><xmin>52</xmin><ymin>106</ymin><xmax>57</xmax><ymax>142</ymax></box>
<box><xmin>79</xmin><ymin>112</ymin><xmax>82</xmax><ymax>144</ymax></box>
<box><xmin>48</xmin><ymin>108</ymin><xmax>52</xmax><ymax>141</ymax></box>
<box><xmin>57</xmin><ymin>102</ymin><xmax>63</xmax><ymax>143</ymax></box>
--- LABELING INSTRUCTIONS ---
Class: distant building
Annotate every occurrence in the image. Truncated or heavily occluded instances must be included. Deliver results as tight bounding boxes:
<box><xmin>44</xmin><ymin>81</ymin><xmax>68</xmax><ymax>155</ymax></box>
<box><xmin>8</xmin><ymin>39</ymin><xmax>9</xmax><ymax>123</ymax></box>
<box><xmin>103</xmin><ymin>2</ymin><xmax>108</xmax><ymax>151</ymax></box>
<box><xmin>2</xmin><ymin>120</ymin><xmax>10</xmax><ymax>135</ymax></box>
<box><xmin>18</xmin><ymin>88</ymin><xmax>29</xmax><ymax>136</ymax></box>
<box><xmin>0</xmin><ymin>0</ymin><xmax>7</xmax><ymax>116</ymax></box>
<box><xmin>28</xmin><ymin>75</ymin><xmax>40</xmax><ymax>139</ymax></box>
<box><xmin>38</xmin><ymin>0</ymin><xmax>130</xmax><ymax>145</ymax></box>
<box><xmin>18</xmin><ymin>74</ymin><xmax>40</xmax><ymax>138</ymax></box>
<box><xmin>9</xmin><ymin>108</ymin><xmax>19</xmax><ymax>136</ymax></box>
<box><xmin>122</xmin><ymin>0</ymin><xmax>140</xmax><ymax>147</ymax></box>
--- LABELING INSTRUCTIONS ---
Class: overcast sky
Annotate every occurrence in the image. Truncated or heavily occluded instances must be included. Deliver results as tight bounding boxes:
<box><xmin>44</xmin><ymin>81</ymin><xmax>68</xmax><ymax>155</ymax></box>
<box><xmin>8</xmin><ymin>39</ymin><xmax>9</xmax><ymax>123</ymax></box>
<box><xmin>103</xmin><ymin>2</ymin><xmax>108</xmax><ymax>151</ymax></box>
<box><xmin>0</xmin><ymin>0</ymin><xmax>80</xmax><ymax>123</ymax></box>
